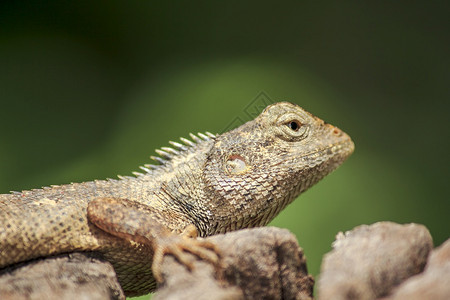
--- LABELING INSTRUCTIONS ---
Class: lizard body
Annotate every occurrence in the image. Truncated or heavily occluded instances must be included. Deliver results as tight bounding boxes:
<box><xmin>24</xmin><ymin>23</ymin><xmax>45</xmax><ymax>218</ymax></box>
<box><xmin>0</xmin><ymin>102</ymin><xmax>354</xmax><ymax>296</ymax></box>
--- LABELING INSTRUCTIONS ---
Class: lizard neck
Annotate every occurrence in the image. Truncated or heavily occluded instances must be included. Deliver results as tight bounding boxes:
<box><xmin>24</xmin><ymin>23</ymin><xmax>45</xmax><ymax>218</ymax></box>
<box><xmin>198</xmin><ymin>142</ymin><xmax>352</xmax><ymax>237</ymax></box>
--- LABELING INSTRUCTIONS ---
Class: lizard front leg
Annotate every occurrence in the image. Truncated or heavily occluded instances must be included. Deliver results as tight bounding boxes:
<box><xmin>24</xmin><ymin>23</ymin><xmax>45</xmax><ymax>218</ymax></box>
<box><xmin>87</xmin><ymin>197</ymin><xmax>220</xmax><ymax>283</ymax></box>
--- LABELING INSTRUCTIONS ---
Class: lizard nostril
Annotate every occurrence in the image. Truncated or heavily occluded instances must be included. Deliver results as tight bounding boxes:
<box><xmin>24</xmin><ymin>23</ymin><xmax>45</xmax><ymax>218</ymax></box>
<box><xmin>333</xmin><ymin>128</ymin><xmax>341</xmax><ymax>136</ymax></box>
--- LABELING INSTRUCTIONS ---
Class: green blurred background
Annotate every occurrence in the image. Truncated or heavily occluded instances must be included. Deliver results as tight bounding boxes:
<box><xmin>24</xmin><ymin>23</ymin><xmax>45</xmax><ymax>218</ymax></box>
<box><xmin>1</xmin><ymin>2</ymin><xmax>448</xmax><ymax>298</ymax></box>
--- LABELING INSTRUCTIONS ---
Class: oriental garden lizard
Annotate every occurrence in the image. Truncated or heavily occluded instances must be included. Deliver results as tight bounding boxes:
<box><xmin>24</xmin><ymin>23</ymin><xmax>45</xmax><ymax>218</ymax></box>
<box><xmin>0</xmin><ymin>102</ymin><xmax>354</xmax><ymax>296</ymax></box>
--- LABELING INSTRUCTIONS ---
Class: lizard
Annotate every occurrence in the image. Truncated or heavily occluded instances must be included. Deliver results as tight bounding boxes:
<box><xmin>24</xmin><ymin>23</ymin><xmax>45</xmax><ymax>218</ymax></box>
<box><xmin>0</xmin><ymin>102</ymin><xmax>354</xmax><ymax>296</ymax></box>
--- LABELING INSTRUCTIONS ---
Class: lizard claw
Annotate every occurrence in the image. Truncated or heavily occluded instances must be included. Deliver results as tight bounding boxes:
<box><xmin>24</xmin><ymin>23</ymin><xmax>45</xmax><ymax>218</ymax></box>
<box><xmin>151</xmin><ymin>234</ymin><xmax>221</xmax><ymax>283</ymax></box>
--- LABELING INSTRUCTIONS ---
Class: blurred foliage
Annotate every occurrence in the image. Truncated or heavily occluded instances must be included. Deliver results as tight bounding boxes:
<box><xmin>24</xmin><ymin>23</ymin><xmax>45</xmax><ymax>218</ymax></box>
<box><xmin>0</xmin><ymin>1</ymin><xmax>448</xmax><ymax>299</ymax></box>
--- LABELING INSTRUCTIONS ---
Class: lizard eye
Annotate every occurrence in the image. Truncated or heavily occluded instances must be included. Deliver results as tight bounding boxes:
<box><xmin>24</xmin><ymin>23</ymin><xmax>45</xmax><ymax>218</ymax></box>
<box><xmin>276</xmin><ymin>113</ymin><xmax>309</xmax><ymax>141</ymax></box>
<box><xmin>286</xmin><ymin>120</ymin><xmax>301</xmax><ymax>132</ymax></box>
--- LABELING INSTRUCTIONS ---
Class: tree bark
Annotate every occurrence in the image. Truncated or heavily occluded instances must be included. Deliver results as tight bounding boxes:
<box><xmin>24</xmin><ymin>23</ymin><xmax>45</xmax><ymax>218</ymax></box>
<box><xmin>155</xmin><ymin>227</ymin><xmax>314</xmax><ymax>300</ymax></box>
<box><xmin>317</xmin><ymin>222</ymin><xmax>433</xmax><ymax>300</ymax></box>
<box><xmin>0</xmin><ymin>227</ymin><xmax>314</xmax><ymax>300</ymax></box>
<box><xmin>0</xmin><ymin>252</ymin><xmax>125</xmax><ymax>300</ymax></box>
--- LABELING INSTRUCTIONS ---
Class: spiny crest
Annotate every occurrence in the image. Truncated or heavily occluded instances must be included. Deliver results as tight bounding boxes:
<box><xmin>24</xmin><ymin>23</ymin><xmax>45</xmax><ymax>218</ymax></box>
<box><xmin>119</xmin><ymin>132</ymin><xmax>216</xmax><ymax>179</ymax></box>
<box><xmin>149</xmin><ymin>131</ymin><xmax>215</xmax><ymax>167</ymax></box>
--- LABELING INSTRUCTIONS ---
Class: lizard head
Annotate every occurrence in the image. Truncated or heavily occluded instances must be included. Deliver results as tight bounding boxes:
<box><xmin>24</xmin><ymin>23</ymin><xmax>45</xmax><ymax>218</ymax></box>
<box><xmin>203</xmin><ymin>102</ymin><xmax>354</xmax><ymax>234</ymax></box>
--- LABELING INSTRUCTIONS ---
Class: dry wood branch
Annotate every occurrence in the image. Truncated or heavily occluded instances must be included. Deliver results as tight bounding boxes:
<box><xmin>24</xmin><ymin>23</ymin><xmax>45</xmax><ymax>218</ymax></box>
<box><xmin>155</xmin><ymin>227</ymin><xmax>314</xmax><ymax>300</ymax></box>
<box><xmin>0</xmin><ymin>227</ymin><xmax>313</xmax><ymax>300</ymax></box>
<box><xmin>381</xmin><ymin>238</ymin><xmax>450</xmax><ymax>300</ymax></box>
<box><xmin>0</xmin><ymin>252</ymin><xmax>124</xmax><ymax>300</ymax></box>
<box><xmin>2</xmin><ymin>222</ymin><xmax>445</xmax><ymax>299</ymax></box>
<box><xmin>317</xmin><ymin>222</ymin><xmax>433</xmax><ymax>300</ymax></box>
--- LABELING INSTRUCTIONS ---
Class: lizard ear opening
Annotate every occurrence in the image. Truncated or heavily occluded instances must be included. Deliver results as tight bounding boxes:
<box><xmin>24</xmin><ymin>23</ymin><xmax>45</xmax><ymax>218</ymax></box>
<box><xmin>225</xmin><ymin>154</ymin><xmax>249</xmax><ymax>175</ymax></box>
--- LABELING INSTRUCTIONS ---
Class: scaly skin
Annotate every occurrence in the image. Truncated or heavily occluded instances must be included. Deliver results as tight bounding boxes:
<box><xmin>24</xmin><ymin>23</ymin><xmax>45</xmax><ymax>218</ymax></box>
<box><xmin>0</xmin><ymin>102</ymin><xmax>354</xmax><ymax>296</ymax></box>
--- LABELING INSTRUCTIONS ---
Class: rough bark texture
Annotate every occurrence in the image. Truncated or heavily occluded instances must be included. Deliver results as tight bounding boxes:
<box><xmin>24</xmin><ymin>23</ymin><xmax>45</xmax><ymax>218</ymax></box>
<box><xmin>0</xmin><ymin>227</ymin><xmax>313</xmax><ymax>300</ymax></box>
<box><xmin>381</xmin><ymin>238</ymin><xmax>450</xmax><ymax>300</ymax></box>
<box><xmin>317</xmin><ymin>222</ymin><xmax>433</xmax><ymax>300</ymax></box>
<box><xmin>1</xmin><ymin>223</ymin><xmax>448</xmax><ymax>300</ymax></box>
<box><xmin>0</xmin><ymin>252</ymin><xmax>124</xmax><ymax>300</ymax></box>
<box><xmin>155</xmin><ymin>227</ymin><xmax>314</xmax><ymax>300</ymax></box>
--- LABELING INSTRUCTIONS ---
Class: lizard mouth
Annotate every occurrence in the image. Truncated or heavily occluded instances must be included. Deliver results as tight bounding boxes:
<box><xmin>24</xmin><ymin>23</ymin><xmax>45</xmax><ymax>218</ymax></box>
<box><xmin>298</xmin><ymin>134</ymin><xmax>354</xmax><ymax>161</ymax></box>
<box><xmin>312</xmin><ymin>138</ymin><xmax>354</xmax><ymax>159</ymax></box>
<box><xmin>268</xmin><ymin>138</ymin><xmax>354</xmax><ymax>170</ymax></box>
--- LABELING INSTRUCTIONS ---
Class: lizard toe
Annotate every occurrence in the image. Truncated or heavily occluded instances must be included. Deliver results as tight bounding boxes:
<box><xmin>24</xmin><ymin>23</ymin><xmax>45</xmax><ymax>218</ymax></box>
<box><xmin>151</xmin><ymin>236</ymin><xmax>221</xmax><ymax>283</ymax></box>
